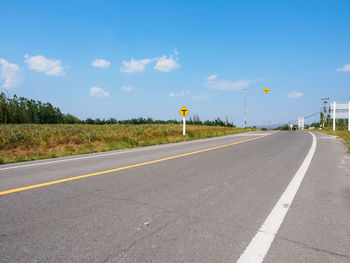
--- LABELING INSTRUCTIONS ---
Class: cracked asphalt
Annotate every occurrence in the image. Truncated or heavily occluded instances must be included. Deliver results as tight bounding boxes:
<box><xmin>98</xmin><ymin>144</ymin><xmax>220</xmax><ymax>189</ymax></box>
<box><xmin>0</xmin><ymin>131</ymin><xmax>349</xmax><ymax>262</ymax></box>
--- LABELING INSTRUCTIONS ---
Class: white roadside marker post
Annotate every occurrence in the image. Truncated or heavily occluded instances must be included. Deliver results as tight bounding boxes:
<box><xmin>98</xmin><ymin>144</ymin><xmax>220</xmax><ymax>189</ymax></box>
<box><xmin>333</xmin><ymin>101</ymin><xmax>336</xmax><ymax>131</ymax></box>
<box><xmin>183</xmin><ymin>116</ymin><xmax>186</xmax><ymax>136</ymax></box>
<box><xmin>179</xmin><ymin>106</ymin><xmax>189</xmax><ymax>137</ymax></box>
<box><xmin>348</xmin><ymin>101</ymin><xmax>350</xmax><ymax>131</ymax></box>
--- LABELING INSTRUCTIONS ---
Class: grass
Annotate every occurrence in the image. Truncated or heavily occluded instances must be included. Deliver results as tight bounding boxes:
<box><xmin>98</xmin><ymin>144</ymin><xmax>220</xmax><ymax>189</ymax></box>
<box><xmin>320</xmin><ymin>127</ymin><xmax>350</xmax><ymax>152</ymax></box>
<box><xmin>0</xmin><ymin>124</ymin><xmax>256</xmax><ymax>164</ymax></box>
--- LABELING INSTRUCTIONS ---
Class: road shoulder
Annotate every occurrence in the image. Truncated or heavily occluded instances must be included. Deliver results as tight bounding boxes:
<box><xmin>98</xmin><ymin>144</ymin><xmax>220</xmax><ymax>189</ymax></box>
<box><xmin>265</xmin><ymin>132</ymin><xmax>350</xmax><ymax>263</ymax></box>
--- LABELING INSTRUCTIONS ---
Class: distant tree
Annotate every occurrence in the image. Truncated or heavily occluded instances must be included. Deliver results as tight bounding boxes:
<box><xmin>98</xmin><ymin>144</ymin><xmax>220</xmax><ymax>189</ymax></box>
<box><xmin>64</xmin><ymin>113</ymin><xmax>81</xmax><ymax>124</ymax></box>
<box><xmin>106</xmin><ymin>118</ymin><xmax>117</xmax><ymax>124</ymax></box>
<box><xmin>85</xmin><ymin>118</ymin><xmax>95</xmax><ymax>124</ymax></box>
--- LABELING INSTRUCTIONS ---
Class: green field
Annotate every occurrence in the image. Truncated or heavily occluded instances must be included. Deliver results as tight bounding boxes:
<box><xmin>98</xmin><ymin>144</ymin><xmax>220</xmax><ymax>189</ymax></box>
<box><xmin>320</xmin><ymin>128</ymin><xmax>350</xmax><ymax>152</ymax></box>
<box><xmin>0</xmin><ymin>124</ymin><xmax>256</xmax><ymax>164</ymax></box>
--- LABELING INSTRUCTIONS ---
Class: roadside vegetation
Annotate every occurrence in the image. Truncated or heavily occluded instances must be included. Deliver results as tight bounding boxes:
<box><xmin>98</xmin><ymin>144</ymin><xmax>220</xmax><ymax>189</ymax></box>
<box><xmin>0</xmin><ymin>93</ymin><xmax>256</xmax><ymax>164</ymax></box>
<box><xmin>311</xmin><ymin>112</ymin><xmax>350</xmax><ymax>152</ymax></box>
<box><xmin>320</xmin><ymin>128</ymin><xmax>350</xmax><ymax>152</ymax></box>
<box><xmin>0</xmin><ymin>124</ymin><xmax>256</xmax><ymax>164</ymax></box>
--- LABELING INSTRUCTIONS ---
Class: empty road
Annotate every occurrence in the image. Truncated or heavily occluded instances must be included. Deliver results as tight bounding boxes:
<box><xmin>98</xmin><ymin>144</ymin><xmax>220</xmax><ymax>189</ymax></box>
<box><xmin>1</xmin><ymin>131</ymin><xmax>349</xmax><ymax>262</ymax></box>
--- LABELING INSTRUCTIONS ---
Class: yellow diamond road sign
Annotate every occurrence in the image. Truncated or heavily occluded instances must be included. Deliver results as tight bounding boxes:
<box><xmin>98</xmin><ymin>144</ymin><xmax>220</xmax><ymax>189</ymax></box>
<box><xmin>179</xmin><ymin>106</ymin><xmax>189</xmax><ymax>117</ymax></box>
<box><xmin>263</xmin><ymin>88</ymin><xmax>270</xmax><ymax>94</ymax></box>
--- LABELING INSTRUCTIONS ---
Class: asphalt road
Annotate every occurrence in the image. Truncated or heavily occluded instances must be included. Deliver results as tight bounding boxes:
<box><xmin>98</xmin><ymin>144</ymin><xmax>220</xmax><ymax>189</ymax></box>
<box><xmin>0</xmin><ymin>131</ymin><xmax>349</xmax><ymax>263</ymax></box>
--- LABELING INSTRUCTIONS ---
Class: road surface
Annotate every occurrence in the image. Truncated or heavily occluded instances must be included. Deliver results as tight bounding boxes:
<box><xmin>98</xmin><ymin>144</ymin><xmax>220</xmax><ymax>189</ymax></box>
<box><xmin>0</xmin><ymin>131</ymin><xmax>349</xmax><ymax>262</ymax></box>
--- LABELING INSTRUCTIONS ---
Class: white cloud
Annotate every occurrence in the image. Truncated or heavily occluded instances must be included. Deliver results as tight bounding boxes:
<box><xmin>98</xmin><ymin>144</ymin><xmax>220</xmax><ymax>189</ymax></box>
<box><xmin>90</xmin><ymin>86</ymin><xmax>109</xmax><ymax>97</ymax></box>
<box><xmin>122</xmin><ymin>86</ymin><xmax>133</xmax><ymax>92</ymax></box>
<box><xmin>336</xmin><ymin>64</ymin><xmax>350</xmax><ymax>72</ymax></box>
<box><xmin>120</xmin><ymin>58</ymin><xmax>153</xmax><ymax>73</ymax></box>
<box><xmin>24</xmin><ymin>54</ymin><xmax>65</xmax><ymax>76</ymax></box>
<box><xmin>92</xmin><ymin>59</ymin><xmax>110</xmax><ymax>68</ymax></box>
<box><xmin>206</xmin><ymin>79</ymin><xmax>261</xmax><ymax>91</ymax></box>
<box><xmin>169</xmin><ymin>90</ymin><xmax>190</xmax><ymax>97</ymax></box>
<box><xmin>207</xmin><ymin>74</ymin><xmax>219</xmax><ymax>81</ymax></box>
<box><xmin>286</xmin><ymin>91</ymin><xmax>303</xmax><ymax>99</ymax></box>
<box><xmin>154</xmin><ymin>55</ymin><xmax>180</xmax><ymax>72</ymax></box>
<box><xmin>121</xmin><ymin>51</ymin><xmax>181</xmax><ymax>74</ymax></box>
<box><xmin>0</xmin><ymin>58</ymin><xmax>23</xmax><ymax>89</ymax></box>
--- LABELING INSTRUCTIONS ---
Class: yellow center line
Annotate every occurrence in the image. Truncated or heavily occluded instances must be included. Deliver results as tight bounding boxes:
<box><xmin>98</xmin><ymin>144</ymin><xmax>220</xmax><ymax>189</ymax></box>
<box><xmin>0</xmin><ymin>131</ymin><xmax>279</xmax><ymax>196</ymax></box>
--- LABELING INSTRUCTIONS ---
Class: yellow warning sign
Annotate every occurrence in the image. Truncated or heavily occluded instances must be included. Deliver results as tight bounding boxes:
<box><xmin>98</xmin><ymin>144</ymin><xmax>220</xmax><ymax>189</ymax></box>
<box><xmin>179</xmin><ymin>106</ymin><xmax>189</xmax><ymax>117</ymax></box>
<box><xmin>263</xmin><ymin>88</ymin><xmax>270</xmax><ymax>94</ymax></box>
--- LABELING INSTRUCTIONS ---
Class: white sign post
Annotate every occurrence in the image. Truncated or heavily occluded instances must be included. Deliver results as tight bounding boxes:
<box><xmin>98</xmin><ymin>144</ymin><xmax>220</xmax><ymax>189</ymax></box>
<box><xmin>333</xmin><ymin>102</ymin><xmax>336</xmax><ymax>131</ymax></box>
<box><xmin>298</xmin><ymin>117</ymin><xmax>304</xmax><ymax>130</ymax></box>
<box><xmin>183</xmin><ymin>117</ymin><xmax>186</xmax><ymax>136</ymax></box>
<box><xmin>330</xmin><ymin>101</ymin><xmax>350</xmax><ymax>131</ymax></box>
<box><xmin>179</xmin><ymin>106</ymin><xmax>189</xmax><ymax>136</ymax></box>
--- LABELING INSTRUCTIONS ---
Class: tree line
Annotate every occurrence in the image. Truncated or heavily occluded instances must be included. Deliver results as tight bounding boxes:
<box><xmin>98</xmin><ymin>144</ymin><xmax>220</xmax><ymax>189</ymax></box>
<box><xmin>309</xmin><ymin>112</ymin><xmax>348</xmax><ymax>129</ymax></box>
<box><xmin>0</xmin><ymin>93</ymin><xmax>80</xmax><ymax>124</ymax></box>
<box><xmin>0</xmin><ymin>93</ymin><xmax>236</xmax><ymax>127</ymax></box>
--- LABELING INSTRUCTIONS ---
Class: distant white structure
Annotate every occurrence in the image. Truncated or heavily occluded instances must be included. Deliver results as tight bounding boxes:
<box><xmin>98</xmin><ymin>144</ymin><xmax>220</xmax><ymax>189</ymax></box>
<box><xmin>298</xmin><ymin>117</ymin><xmax>304</xmax><ymax>130</ymax></box>
<box><xmin>330</xmin><ymin>101</ymin><xmax>350</xmax><ymax>131</ymax></box>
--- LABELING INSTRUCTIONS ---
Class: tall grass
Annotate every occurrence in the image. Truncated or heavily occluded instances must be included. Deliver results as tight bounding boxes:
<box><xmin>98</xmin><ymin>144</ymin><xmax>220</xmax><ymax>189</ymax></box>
<box><xmin>0</xmin><ymin>124</ymin><xmax>255</xmax><ymax>164</ymax></box>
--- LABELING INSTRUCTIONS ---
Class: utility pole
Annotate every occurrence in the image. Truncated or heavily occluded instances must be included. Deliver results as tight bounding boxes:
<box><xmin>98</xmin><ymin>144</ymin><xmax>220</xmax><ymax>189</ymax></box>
<box><xmin>321</xmin><ymin>98</ymin><xmax>329</xmax><ymax>129</ymax></box>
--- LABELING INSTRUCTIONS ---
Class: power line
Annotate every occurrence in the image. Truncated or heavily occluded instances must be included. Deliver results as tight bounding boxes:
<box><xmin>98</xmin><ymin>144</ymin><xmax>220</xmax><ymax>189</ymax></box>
<box><xmin>304</xmin><ymin>110</ymin><xmax>321</xmax><ymax>119</ymax></box>
<box><xmin>287</xmin><ymin>109</ymin><xmax>321</xmax><ymax>125</ymax></box>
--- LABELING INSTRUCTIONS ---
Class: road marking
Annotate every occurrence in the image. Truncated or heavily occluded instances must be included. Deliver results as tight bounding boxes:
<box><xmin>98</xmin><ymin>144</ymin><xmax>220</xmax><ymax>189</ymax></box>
<box><xmin>0</xmin><ymin>132</ymin><xmax>272</xmax><ymax>171</ymax></box>
<box><xmin>0</xmin><ymin>131</ymin><xmax>279</xmax><ymax>196</ymax></box>
<box><xmin>236</xmin><ymin>132</ymin><xmax>317</xmax><ymax>263</ymax></box>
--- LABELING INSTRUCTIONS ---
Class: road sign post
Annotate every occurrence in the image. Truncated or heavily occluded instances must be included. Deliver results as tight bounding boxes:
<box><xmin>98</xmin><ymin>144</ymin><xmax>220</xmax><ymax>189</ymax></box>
<box><xmin>183</xmin><ymin>117</ymin><xmax>186</xmax><ymax>136</ymax></box>
<box><xmin>298</xmin><ymin>117</ymin><xmax>304</xmax><ymax>130</ymax></box>
<box><xmin>179</xmin><ymin>106</ymin><xmax>189</xmax><ymax>136</ymax></box>
<box><xmin>333</xmin><ymin>102</ymin><xmax>336</xmax><ymax>131</ymax></box>
<box><xmin>330</xmin><ymin>101</ymin><xmax>350</xmax><ymax>131</ymax></box>
<box><xmin>244</xmin><ymin>89</ymin><xmax>247</xmax><ymax>125</ymax></box>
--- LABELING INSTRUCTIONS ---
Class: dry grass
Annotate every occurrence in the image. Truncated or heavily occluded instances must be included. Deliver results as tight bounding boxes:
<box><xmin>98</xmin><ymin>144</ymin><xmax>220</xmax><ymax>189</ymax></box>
<box><xmin>0</xmin><ymin>124</ymin><xmax>256</xmax><ymax>164</ymax></box>
<box><xmin>320</xmin><ymin>128</ymin><xmax>350</xmax><ymax>152</ymax></box>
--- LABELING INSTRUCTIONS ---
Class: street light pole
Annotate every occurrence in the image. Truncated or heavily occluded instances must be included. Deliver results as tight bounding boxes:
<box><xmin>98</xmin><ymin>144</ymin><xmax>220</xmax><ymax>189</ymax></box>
<box><xmin>243</xmin><ymin>88</ymin><xmax>270</xmax><ymax>126</ymax></box>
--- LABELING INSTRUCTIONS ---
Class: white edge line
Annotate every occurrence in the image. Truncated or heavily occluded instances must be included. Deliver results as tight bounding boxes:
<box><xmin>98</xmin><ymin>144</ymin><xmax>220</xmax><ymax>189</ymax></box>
<box><xmin>0</xmin><ymin>132</ymin><xmax>272</xmax><ymax>171</ymax></box>
<box><xmin>236</xmin><ymin>132</ymin><xmax>317</xmax><ymax>263</ymax></box>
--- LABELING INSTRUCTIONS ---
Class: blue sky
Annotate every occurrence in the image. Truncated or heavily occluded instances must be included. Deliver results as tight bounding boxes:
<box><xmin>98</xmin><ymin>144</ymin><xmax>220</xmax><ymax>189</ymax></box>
<box><xmin>1</xmin><ymin>0</ymin><xmax>349</xmax><ymax>126</ymax></box>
